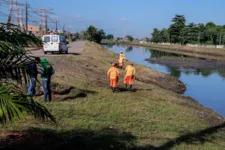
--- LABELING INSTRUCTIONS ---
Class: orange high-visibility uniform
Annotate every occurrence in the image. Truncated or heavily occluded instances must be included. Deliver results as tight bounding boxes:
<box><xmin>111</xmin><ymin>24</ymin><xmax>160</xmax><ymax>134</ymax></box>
<box><xmin>107</xmin><ymin>67</ymin><xmax>120</xmax><ymax>88</ymax></box>
<box><xmin>118</xmin><ymin>54</ymin><xmax>126</xmax><ymax>67</ymax></box>
<box><xmin>118</xmin><ymin>57</ymin><xmax>124</xmax><ymax>67</ymax></box>
<box><xmin>124</xmin><ymin>65</ymin><xmax>136</xmax><ymax>85</ymax></box>
<box><xmin>120</xmin><ymin>53</ymin><xmax>125</xmax><ymax>59</ymax></box>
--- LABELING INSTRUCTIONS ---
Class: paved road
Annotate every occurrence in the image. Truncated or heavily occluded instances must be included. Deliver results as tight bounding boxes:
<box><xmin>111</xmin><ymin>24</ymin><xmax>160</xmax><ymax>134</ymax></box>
<box><xmin>31</xmin><ymin>41</ymin><xmax>85</xmax><ymax>57</ymax></box>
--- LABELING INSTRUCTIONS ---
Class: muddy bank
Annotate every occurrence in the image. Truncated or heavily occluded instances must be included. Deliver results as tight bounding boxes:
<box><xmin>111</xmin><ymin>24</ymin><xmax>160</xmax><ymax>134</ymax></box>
<box><xmin>146</xmin><ymin>57</ymin><xmax>225</xmax><ymax>70</ymax></box>
<box><xmin>124</xmin><ymin>42</ymin><xmax>225</xmax><ymax>61</ymax></box>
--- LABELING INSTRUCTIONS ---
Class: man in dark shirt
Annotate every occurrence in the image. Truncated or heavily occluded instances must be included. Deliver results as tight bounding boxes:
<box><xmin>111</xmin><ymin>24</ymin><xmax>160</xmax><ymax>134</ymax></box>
<box><xmin>27</xmin><ymin>57</ymin><xmax>40</xmax><ymax>96</ymax></box>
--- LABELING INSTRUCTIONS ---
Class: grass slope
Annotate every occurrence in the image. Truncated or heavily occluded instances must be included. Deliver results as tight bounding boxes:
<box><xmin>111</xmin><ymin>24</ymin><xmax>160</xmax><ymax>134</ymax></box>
<box><xmin>0</xmin><ymin>42</ymin><xmax>225</xmax><ymax>149</ymax></box>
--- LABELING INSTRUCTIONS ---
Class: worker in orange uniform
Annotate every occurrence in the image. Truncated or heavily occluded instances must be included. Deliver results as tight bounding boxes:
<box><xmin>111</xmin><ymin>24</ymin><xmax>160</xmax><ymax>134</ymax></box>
<box><xmin>118</xmin><ymin>51</ymin><xmax>126</xmax><ymax>69</ymax></box>
<box><xmin>124</xmin><ymin>63</ymin><xmax>136</xmax><ymax>90</ymax></box>
<box><xmin>107</xmin><ymin>63</ymin><xmax>120</xmax><ymax>92</ymax></box>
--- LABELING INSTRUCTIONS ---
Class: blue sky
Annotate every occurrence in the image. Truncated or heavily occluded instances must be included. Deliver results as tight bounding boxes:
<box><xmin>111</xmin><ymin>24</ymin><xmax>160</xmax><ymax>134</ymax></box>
<box><xmin>1</xmin><ymin>0</ymin><xmax>225</xmax><ymax>38</ymax></box>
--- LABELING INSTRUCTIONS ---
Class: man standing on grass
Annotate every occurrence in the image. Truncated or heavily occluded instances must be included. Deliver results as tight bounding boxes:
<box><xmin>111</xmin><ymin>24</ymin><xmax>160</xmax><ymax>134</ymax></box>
<box><xmin>107</xmin><ymin>63</ymin><xmax>120</xmax><ymax>92</ymax></box>
<box><xmin>27</xmin><ymin>57</ymin><xmax>40</xmax><ymax>96</ymax></box>
<box><xmin>40</xmin><ymin>58</ymin><xmax>55</xmax><ymax>102</ymax></box>
<box><xmin>124</xmin><ymin>63</ymin><xmax>136</xmax><ymax>90</ymax></box>
<box><xmin>118</xmin><ymin>51</ymin><xmax>126</xmax><ymax>69</ymax></box>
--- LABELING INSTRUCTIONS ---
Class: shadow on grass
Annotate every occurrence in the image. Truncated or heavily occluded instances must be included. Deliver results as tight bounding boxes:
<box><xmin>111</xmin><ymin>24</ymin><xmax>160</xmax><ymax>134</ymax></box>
<box><xmin>116</xmin><ymin>88</ymin><xmax>137</xmax><ymax>93</ymax></box>
<box><xmin>65</xmin><ymin>52</ymin><xmax>81</xmax><ymax>55</ymax></box>
<box><xmin>47</xmin><ymin>83</ymin><xmax>98</xmax><ymax>101</ymax></box>
<box><xmin>61</xmin><ymin>89</ymin><xmax>97</xmax><ymax>101</ymax></box>
<box><xmin>53</xmin><ymin>87</ymin><xmax>75</xmax><ymax>95</ymax></box>
<box><xmin>0</xmin><ymin>128</ymin><xmax>138</xmax><ymax>150</ymax></box>
<box><xmin>114</xmin><ymin>88</ymin><xmax>152</xmax><ymax>93</ymax></box>
<box><xmin>50</xmin><ymin>52</ymin><xmax>81</xmax><ymax>55</ymax></box>
<box><xmin>136</xmin><ymin>122</ymin><xmax>225</xmax><ymax>150</ymax></box>
<box><xmin>1</xmin><ymin>123</ymin><xmax>225</xmax><ymax>149</ymax></box>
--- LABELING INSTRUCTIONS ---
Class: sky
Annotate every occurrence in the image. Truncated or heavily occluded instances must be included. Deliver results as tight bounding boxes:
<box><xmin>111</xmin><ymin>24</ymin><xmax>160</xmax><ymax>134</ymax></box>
<box><xmin>1</xmin><ymin>0</ymin><xmax>225</xmax><ymax>38</ymax></box>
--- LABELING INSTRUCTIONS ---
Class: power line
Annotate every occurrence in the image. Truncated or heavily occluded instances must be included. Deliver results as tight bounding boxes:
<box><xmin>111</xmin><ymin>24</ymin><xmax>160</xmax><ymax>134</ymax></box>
<box><xmin>34</xmin><ymin>8</ymin><xmax>54</xmax><ymax>34</ymax></box>
<box><xmin>1</xmin><ymin>0</ymin><xmax>59</xmax><ymax>35</ymax></box>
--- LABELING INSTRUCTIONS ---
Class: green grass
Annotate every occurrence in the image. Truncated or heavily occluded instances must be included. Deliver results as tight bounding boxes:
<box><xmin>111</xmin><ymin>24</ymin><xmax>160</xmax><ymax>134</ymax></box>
<box><xmin>0</xmin><ymin>42</ymin><xmax>225</xmax><ymax>149</ymax></box>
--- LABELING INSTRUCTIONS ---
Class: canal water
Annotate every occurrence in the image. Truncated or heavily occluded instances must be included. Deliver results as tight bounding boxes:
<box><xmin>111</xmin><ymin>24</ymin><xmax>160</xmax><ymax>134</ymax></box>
<box><xmin>104</xmin><ymin>44</ymin><xmax>225</xmax><ymax>117</ymax></box>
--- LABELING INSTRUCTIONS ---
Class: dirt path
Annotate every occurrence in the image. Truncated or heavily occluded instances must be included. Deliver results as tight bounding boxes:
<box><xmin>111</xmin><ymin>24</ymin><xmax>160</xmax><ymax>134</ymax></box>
<box><xmin>31</xmin><ymin>41</ymin><xmax>85</xmax><ymax>57</ymax></box>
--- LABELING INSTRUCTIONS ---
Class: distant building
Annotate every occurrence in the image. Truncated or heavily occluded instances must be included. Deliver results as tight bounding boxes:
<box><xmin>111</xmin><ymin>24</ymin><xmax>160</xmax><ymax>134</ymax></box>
<box><xmin>57</xmin><ymin>30</ymin><xmax>64</xmax><ymax>33</ymax></box>
<box><xmin>26</xmin><ymin>25</ymin><xmax>40</xmax><ymax>35</ymax></box>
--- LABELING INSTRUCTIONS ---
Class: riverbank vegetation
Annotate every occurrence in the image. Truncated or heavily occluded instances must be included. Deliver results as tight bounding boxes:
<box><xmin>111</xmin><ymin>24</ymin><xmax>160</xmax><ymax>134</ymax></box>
<box><xmin>126</xmin><ymin>42</ymin><xmax>225</xmax><ymax>61</ymax></box>
<box><xmin>151</xmin><ymin>14</ymin><xmax>225</xmax><ymax>45</ymax></box>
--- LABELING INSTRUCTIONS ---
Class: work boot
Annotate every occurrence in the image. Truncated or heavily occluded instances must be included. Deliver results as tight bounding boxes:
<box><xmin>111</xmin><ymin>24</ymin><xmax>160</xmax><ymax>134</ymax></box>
<box><xmin>129</xmin><ymin>85</ymin><xmax>133</xmax><ymax>90</ymax></box>
<box><xmin>112</xmin><ymin>87</ymin><xmax>115</xmax><ymax>92</ymax></box>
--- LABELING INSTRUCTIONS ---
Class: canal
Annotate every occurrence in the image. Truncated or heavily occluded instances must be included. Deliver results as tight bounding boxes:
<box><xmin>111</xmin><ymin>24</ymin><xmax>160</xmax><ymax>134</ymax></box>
<box><xmin>105</xmin><ymin>44</ymin><xmax>225</xmax><ymax>116</ymax></box>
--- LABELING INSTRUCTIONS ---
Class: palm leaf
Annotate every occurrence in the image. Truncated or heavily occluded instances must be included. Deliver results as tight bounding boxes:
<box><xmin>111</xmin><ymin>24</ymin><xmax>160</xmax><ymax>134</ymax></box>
<box><xmin>0</xmin><ymin>23</ymin><xmax>56</xmax><ymax>124</ymax></box>
<box><xmin>0</xmin><ymin>84</ymin><xmax>56</xmax><ymax>124</ymax></box>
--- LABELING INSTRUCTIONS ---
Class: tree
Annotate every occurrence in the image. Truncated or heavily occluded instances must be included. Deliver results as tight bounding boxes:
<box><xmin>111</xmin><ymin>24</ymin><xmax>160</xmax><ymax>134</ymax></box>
<box><xmin>145</xmin><ymin>37</ymin><xmax>150</xmax><ymax>42</ymax></box>
<box><xmin>106</xmin><ymin>34</ymin><xmax>114</xmax><ymax>39</ymax></box>
<box><xmin>151</xmin><ymin>28</ymin><xmax>160</xmax><ymax>43</ymax></box>
<box><xmin>96</xmin><ymin>29</ymin><xmax>105</xmax><ymax>43</ymax></box>
<box><xmin>149</xmin><ymin>14</ymin><xmax>225</xmax><ymax>45</ymax></box>
<box><xmin>126</xmin><ymin>35</ymin><xmax>134</xmax><ymax>42</ymax></box>
<box><xmin>84</xmin><ymin>26</ymin><xmax>105</xmax><ymax>43</ymax></box>
<box><xmin>0</xmin><ymin>23</ymin><xmax>55</xmax><ymax>124</ymax></box>
<box><xmin>73</xmin><ymin>32</ymin><xmax>80</xmax><ymax>41</ymax></box>
<box><xmin>151</xmin><ymin>28</ymin><xmax>169</xmax><ymax>43</ymax></box>
<box><xmin>180</xmin><ymin>23</ymin><xmax>200</xmax><ymax>44</ymax></box>
<box><xmin>205</xmin><ymin>22</ymin><xmax>217</xmax><ymax>44</ymax></box>
<box><xmin>168</xmin><ymin>15</ymin><xmax>186</xmax><ymax>43</ymax></box>
<box><xmin>160</xmin><ymin>28</ymin><xmax>170</xmax><ymax>43</ymax></box>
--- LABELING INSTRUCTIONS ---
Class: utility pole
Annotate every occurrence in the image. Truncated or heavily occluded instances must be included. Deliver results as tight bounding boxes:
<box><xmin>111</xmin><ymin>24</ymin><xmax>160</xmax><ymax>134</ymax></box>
<box><xmin>45</xmin><ymin>11</ymin><xmax>47</xmax><ymax>34</ymax></box>
<box><xmin>35</xmin><ymin>8</ymin><xmax>54</xmax><ymax>35</ymax></box>
<box><xmin>55</xmin><ymin>17</ymin><xmax>58</xmax><ymax>33</ymax></box>
<box><xmin>25</xmin><ymin>0</ymin><xmax>28</xmax><ymax>31</ymax></box>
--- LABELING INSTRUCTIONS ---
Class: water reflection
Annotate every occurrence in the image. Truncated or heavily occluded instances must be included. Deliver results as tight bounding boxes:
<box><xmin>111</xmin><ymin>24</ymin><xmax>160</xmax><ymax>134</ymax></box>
<box><xmin>126</xmin><ymin>46</ymin><xmax>133</xmax><ymax>52</ymax></box>
<box><xmin>104</xmin><ymin>44</ymin><xmax>114</xmax><ymax>49</ymax></box>
<box><xmin>217</xmin><ymin>69</ymin><xmax>225</xmax><ymax>78</ymax></box>
<box><xmin>201</xmin><ymin>70</ymin><xmax>212</xmax><ymax>78</ymax></box>
<box><xmin>148</xmin><ymin>49</ymin><xmax>224</xmax><ymax>79</ymax></box>
<box><xmin>166</xmin><ymin>68</ymin><xmax>213</xmax><ymax>78</ymax></box>
<box><xmin>167</xmin><ymin>68</ymin><xmax>182</xmax><ymax>78</ymax></box>
<box><xmin>149</xmin><ymin>49</ymin><xmax>193</xmax><ymax>58</ymax></box>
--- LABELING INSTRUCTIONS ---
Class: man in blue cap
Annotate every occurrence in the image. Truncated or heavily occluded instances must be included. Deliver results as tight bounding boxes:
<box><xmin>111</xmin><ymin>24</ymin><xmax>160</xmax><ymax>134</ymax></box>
<box><xmin>40</xmin><ymin>58</ymin><xmax>55</xmax><ymax>102</ymax></box>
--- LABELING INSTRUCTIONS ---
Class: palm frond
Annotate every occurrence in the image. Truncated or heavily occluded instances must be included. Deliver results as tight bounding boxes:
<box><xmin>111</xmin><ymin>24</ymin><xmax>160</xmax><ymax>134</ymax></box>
<box><xmin>0</xmin><ymin>23</ymin><xmax>56</xmax><ymax>124</ymax></box>
<box><xmin>0</xmin><ymin>84</ymin><xmax>56</xmax><ymax>124</ymax></box>
<box><xmin>0</xmin><ymin>23</ymin><xmax>41</xmax><ymax>83</ymax></box>
<box><xmin>0</xmin><ymin>23</ymin><xmax>41</xmax><ymax>48</ymax></box>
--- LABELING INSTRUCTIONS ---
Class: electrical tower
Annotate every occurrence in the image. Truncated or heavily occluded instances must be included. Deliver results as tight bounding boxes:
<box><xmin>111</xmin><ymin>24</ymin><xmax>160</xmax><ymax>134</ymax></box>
<box><xmin>7</xmin><ymin>0</ymin><xmax>24</xmax><ymax>25</ymax></box>
<box><xmin>0</xmin><ymin>0</ymin><xmax>25</xmax><ymax>30</ymax></box>
<box><xmin>35</xmin><ymin>8</ymin><xmax>54</xmax><ymax>35</ymax></box>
